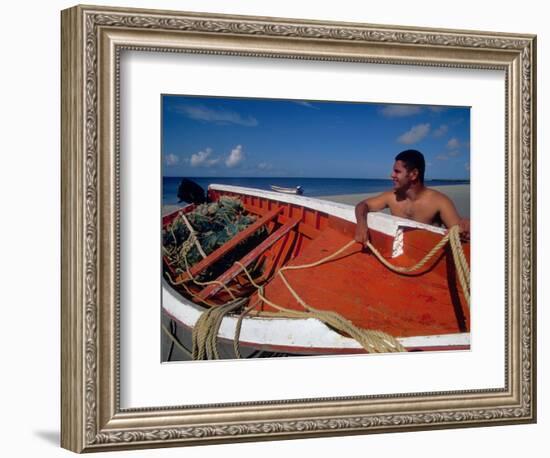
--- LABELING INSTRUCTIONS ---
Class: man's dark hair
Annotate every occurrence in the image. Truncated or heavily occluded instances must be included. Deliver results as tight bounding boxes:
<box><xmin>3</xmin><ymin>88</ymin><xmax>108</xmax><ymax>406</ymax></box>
<box><xmin>395</xmin><ymin>149</ymin><xmax>425</xmax><ymax>183</ymax></box>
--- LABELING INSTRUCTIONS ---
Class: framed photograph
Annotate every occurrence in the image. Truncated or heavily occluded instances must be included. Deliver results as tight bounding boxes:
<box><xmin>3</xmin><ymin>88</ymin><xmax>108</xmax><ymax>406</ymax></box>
<box><xmin>61</xmin><ymin>4</ymin><xmax>536</xmax><ymax>453</ymax></box>
<box><xmin>160</xmin><ymin>94</ymin><xmax>472</xmax><ymax>361</ymax></box>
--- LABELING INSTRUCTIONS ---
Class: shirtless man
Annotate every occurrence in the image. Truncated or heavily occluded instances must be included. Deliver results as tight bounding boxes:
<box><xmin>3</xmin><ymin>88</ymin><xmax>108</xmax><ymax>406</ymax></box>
<box><xmin>354</xmin><ymin>149</ymin><xmax>470</xmax><ymax>247</ymax></box>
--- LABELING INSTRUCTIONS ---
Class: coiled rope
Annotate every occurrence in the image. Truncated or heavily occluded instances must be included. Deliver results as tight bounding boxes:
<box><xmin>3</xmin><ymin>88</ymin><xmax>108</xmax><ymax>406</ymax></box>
<box><xmin>191</xmin><ymin>297</ymin><xmax>248</xmax><ymax>360</ymax></box>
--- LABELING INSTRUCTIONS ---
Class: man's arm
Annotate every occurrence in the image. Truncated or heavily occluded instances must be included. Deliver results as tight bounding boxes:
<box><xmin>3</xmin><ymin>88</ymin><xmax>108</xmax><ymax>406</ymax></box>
<box><xmin>438</xmin><ymin>194</ymin><xmax>470</xmax><ymax>241</ymax></box>
<box><xmin>354</xmin><ymin>192</ymin><xmax>390</xmax><ymax>247</ymax></box>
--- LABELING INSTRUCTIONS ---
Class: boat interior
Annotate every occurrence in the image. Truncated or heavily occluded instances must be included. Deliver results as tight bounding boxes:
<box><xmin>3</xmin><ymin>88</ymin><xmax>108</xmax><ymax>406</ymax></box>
<box><xmin>163</xmin><ymin>188</ymin><xmax>470</xmax><ymax>341</ymax></box>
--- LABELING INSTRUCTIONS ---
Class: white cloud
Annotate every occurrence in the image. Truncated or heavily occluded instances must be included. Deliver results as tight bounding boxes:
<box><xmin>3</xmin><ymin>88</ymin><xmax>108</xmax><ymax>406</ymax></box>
<box><xmin>294</xmin><ymin>101</ymin><xmax>320</xmax><ymax>110</ymax></box>
<box><xmin>175</xmin><ymin>104</ymin><xmax>258</xmax><ymax>126</ymax></box>
<box><xmin>257</xmin><ymin>162</ymin><xmax>273</xmax><ymax>171</ymax></box>
<box><xmin>189</xmin><ymin>145</ymin><xmax>247</xmax><ymax>168</ymax></box>
<box><xmin>436</xmin><ymin>150</ymin><xmax>459</xmax><ymax>161</ymax></box>
<box><xmin>380</xmin><ymin>104</ymin><xmax>423</xmax><ymax>117</ymax></box>
<box><xmin>165</xmin><ymin>153</ymin><xmax>179</xmax><ymax>166</ymax></box>
<box><xmin>190</xmin><ymin>148</ymin><xmax>221</xmax><ymax>167</ymax></box>
<box><xmin>433</xmin><ymin>124</ymin><xmax>449</xmax><ymax>137</ymax></box>
<box><xmin>447</xmin><ymin>137</ymin><xmax>460</xmax><ymax>149</ymax></box>
<box><xmin>225</xmin><ymin>145</ymin><xmax>245</xmax><ymax>168</ymax></box>
<box><xmin>397</xmin><ymin>123</ymin><xmax>431</xmax><ymax>144</ymax></box>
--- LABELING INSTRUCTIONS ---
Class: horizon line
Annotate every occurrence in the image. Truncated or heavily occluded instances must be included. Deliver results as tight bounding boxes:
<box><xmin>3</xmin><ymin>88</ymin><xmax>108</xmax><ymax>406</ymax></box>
<box><xmin>162</xmin><ymin>175</ymin><xmax>470</xmax><ymax>181</ymax></box>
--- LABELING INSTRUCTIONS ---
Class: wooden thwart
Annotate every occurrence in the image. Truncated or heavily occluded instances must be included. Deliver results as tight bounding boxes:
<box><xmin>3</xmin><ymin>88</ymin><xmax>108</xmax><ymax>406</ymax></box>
<box><xmin>198</xmin><ymin>218</ymin><xmax>300</xmax><ymax>300</ymax></box>
<box><xmin>182</xmin><ymin>207</ymin><xmax>283</xmax><ymax>280</ymax></box>
<box><xmin>261</xmin><ymin>231</ymin><xmax>297</xmax><ymax>281</ymax></box>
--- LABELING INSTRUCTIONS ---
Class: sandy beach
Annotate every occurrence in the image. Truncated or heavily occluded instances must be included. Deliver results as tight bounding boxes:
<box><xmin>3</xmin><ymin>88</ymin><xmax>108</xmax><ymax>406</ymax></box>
<box><xmin>318</xmin><ymin>184</ymin><xmax>470</xmax><ymax>219</ymax></box>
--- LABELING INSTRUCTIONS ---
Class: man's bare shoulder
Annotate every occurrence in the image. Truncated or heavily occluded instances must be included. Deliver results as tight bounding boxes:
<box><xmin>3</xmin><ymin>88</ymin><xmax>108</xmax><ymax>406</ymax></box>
<box><xmin>380</xmin><ymin>190</ymin><xmax>397</xmax><ymax>199</ymax></box>
<box><xmin>360</xmin><ymin>190</ymin><xmax>394</xmax><ymax>212</ymax></box>
<box><xmin>423</xmin><ymin>187</ymin><xmax>453</xmax><ymax>202</ymax></box>
<box><xmin>422</xmin><ymin>187</ymin><xmax>456</xmax><ymax>209</ymax></box>
<box><xmin>366</xmin><ymin>190</ymin><xmax>395</xmax><ymax>203</ymax></box>
<box><xmin>424</xmin><ymin>187</ymin><xmax>465</xmax><ymax>229</ymax></box>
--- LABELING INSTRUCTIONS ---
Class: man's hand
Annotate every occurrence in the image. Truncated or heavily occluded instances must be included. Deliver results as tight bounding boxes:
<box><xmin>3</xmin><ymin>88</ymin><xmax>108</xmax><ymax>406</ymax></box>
<box><xmin>354</xmin><ymin>223</ymin><xmax>369</xmax><ymax>249</ymax></box>
<box><xmin>458</xmin><ymin>218</ymin><xmax>470</xmax><ymax>242</ymax></box>
<box><xmin>354</xmin><ymin>200</ymin><xmax>371</xmax><ymax>249</ymax></box>
<box><xmin>354</xmin><ymin>196</ymin><xmax>388</xmax><ymax>250</ymax></box>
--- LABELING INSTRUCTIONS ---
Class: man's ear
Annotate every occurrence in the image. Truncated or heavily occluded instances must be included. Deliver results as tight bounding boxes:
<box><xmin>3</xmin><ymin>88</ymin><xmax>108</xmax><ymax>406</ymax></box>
<box><xmin>409</xmin><ymin>168</ymin><xmax>419</xmax><ymax>181</ymax></box>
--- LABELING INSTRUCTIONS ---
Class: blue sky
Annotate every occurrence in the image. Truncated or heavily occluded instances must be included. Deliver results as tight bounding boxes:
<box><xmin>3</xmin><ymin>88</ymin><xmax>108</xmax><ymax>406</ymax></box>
<box><xmin>162</xmin><ymin>95</ymin><xmax>470</xmax><ymax>180</ymax></box>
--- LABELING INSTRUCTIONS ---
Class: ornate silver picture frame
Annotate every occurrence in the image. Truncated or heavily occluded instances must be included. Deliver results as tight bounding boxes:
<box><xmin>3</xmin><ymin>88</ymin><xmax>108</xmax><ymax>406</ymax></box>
<box><xmin>61</xmin><ymin>4</ymin><xmax>536</xmax><ymax>453</ymax></box>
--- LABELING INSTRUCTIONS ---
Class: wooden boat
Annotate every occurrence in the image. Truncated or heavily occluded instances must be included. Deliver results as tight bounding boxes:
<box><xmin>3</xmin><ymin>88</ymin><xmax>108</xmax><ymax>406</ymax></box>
<box><xmin>270</xmin><ymin>184</ymin><xmax>303</xmax><ymax>195</ymax></box>
<box><xmin>162</xmin><ymin>184</ymin><xmax>470</xmax><ymax>357</ymax></box>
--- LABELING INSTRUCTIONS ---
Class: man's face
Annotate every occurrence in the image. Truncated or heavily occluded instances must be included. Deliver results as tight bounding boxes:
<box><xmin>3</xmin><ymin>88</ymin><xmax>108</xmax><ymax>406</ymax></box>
<box><xmin>391</xmin><ymin>160</ymin><xmax>416</xmax><ymax>190</ymax></box>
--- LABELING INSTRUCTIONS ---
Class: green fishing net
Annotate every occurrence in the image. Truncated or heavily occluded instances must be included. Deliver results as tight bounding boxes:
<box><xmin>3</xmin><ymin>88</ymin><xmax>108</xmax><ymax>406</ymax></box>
<box><xmin>163</xmin><ymin>196</ymin><xmax>267</xmax><ymax>282</ymax></box>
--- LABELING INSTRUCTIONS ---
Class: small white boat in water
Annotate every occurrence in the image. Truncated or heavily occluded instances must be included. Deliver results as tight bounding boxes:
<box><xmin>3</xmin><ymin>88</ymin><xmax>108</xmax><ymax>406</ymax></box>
<box><xmin>270</xmin><ymin>184</ymin><xmax>304</xmax><ymax>195</ymax></box>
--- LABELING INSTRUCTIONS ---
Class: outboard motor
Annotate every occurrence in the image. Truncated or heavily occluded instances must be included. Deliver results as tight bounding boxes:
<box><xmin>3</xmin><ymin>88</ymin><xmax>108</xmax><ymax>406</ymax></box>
<box><xmin>177</xmin><ymin>178</ymin><xmax>207</xmax><ymax>205</ymax></box>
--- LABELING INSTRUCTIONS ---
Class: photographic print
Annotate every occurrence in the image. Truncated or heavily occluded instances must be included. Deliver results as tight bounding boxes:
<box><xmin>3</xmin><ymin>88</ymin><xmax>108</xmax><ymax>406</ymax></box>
<box><xmin>161</xmin><ymin>95</ymin><xmax>471</xmax><ymax>361</ymax></box>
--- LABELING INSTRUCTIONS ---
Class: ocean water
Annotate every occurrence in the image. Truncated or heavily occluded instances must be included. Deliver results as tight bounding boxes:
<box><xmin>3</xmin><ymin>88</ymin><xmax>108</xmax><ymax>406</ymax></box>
<box><xmin>162</xmin><ymin>177</ymin><xmax>469</xmax><ymax>205</ymax></box>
